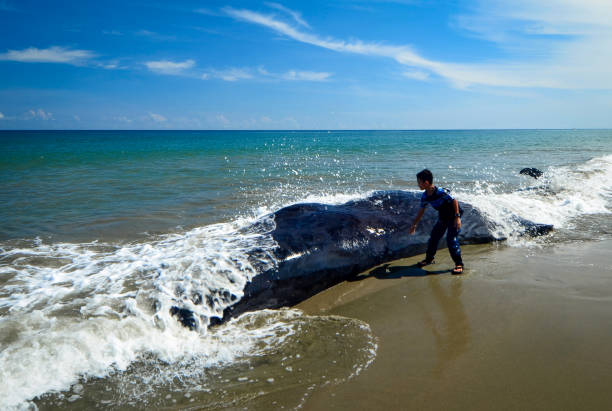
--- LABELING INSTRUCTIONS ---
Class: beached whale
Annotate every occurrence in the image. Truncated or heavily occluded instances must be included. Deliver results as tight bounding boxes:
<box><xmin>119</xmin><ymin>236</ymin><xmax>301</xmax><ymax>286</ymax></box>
<box><xmin>170</xmin><ymin>190</ymin><xmax>553</xmax><ymax>329</ymax></box>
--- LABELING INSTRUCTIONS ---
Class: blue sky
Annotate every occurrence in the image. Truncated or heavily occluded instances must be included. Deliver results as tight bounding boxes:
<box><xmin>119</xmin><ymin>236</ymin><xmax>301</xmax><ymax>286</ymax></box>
<box><xmin>1</xmin><ymin>0</ymin><xmax>612</xmax><ymax>129</ymax></box>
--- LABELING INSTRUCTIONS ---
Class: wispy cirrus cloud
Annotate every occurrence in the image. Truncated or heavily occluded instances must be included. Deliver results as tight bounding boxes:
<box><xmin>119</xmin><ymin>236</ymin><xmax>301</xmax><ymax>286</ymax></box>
<box><xmin>194</xmin><ymin>7</ymin><xmax>223</xmax><ymax>17</ymax></box>
<box><xmin>224</xmin><ymin>2</ymin><xmax>612</xmax><ymax>90</ymax></box>
<box><xmin>145</xmin><ymin>59</ymin><xmax>195</xmax><ymax>75</ymax></box>
<box><xmin>402</xmin><ymin>70</ymin><xmax>430</xmax><ymax>81</ymax></box>
<box><xmin>265</xmin><ymin>2</ymin><xmax>310</xmax><ymax>28</ymax></box>
<box><xmin>204</xmin><ymin>67</ymin><xmax>253</xmax><ymax>81</ymax></box>
<box><xmin>136</xmin><ymin>30</ymin><xmax>177</xmax><ymax>41</ymax></box>
<box><xmin>114</xmin><ymin>116</ymin><xmax>133</xmax><ymax>123</ymax></box>
<box><xmin>223</xmin><ymin>7</ymin><xmax>411</xmax><ymax>58</ymax></box>
<box><xmin>203</xmin><ymin>66</ymin><xmax>332</xmax><ymax>82</ymax></box>
<box><xmin>222</xmin><ymin>7</ymin><xmax>461</xmax><ymax>84</ymax></box>
<box><xmin>148</xmin><ymin>113</ymin><xmax>167</xmax><ymax>123</ymax></box>
<box><xmin>455</xmin><ymin>0</ymin><xmax>612</xmax><ymax>41</ymax></box>
<box><xmin>216</xmin><ymin>114</ymin><xmax>230</xmax><ymax>125</ymax></box>
<box><xmin>281</xmin><ymin>70</ymin><xmax>332</xmax><ymax>81</ymax></box>
<box><xmin>25</xmin><ymin>109</ymin><xmax>54</xmax><ymax>120</ymax></box>
<box><xmin>0</xmin><ymin>46</ymin><xmax>96</xmax><ymax>65</ymax></box>
<box><xmin>98</xmin><ymin>60</ymin><xmax>120</xmax><ymax>70</ymax></box>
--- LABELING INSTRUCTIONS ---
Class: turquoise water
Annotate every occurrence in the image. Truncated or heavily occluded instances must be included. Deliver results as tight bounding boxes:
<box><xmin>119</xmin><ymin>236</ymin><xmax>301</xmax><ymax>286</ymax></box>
<box><xmin>1</xmin><ymin>129</ymin><xmax>611</xmax><ymax>409</ymax></box>
<box><xmin>2</xmin><ymin>129</ymin><xmax>611</xmax><ymax>242</ymax></box>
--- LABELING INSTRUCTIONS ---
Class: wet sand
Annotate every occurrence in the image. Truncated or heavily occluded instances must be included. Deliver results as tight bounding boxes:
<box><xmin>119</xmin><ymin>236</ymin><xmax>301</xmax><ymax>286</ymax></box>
<box><xmin>291</xmin><ymin>240</ymin><xmax>612</xmax><ymax>410</ymax></box>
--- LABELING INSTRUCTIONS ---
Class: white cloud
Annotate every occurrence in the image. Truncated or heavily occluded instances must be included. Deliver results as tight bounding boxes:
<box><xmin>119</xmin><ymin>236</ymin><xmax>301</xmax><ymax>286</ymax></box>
<box><xmin>281</xmin><ymin>70</ymin><xmax>332</xmax><ymax>81</ymax></box>
<box><xmin>149</xmin><ymin>113</ymin><xmax>167</xmax><ymax>122</ymax></box>
<box><xmin>216</xmin><ymin>114</ymin><xmax>230</xmax><ymax>125</ymax></box>
<box><xmin>202</xmin><ymin>66</ymin><xmax>331</xmax><ymax>82</ymax></box>
<box><xmin>95</xmin><ymin>59</ymin><xmax>121</xmax><ymax>70</ymax></box>
<box><xmin>0</xmin><ymin>112</ymin><xmax>4</xmax><ymax>119</ymax></box>
<box><xmin>73</xmin><ymin>115</ymin><xmax>81</xmax><ymax>121</ymax></box>
<box><xmin>224</xmin><ymin>8</ymin><xmax>422</xmax><ymax>61</ymax></box>
<box><xmin>457</xmin><ymin>0</ymin><xmax>612</xmax><ymax>40</ymax></box>
<box><xmin>26</xmin><ymin>109</ymin><xmax>54</xmax><ymax>120</ymax></box>
<box><xmin>448</xmin><ymin>0</ymin><xmax>612</xmax><ymax>89</ymax></box>
<box><xmin>114</xmin><ymin>116</ymin><xmax>133</xmax><ymax>123</ymax></box>
<box><xmin>203</xmin><ymin>68</ymin><xmax>253</xmax><ymax>81</ymax></box>
<box><xmin>145</xmin><ymin>59</ymin><xmax>195</xmax><ymax>75</ymax></box>
<box><xmin>265</xmin><ymin>2</ymin><xmax>310</xmax><ymax>28</ymax></box>
<box><xmin>225</xmin><ymin>3</ymin><xmax>612</xmax><ymax>90</ymax></box>
<box><xmin>218</xmin><ymin>68</ymin><xmax>252</xmax><ymax>81</ymax></box>
<box><xmin>194</xmin><ymin>8</ymin><xmax>222</xmax><ymax>17</ymax></box>
<box><xmin>223</xmin><ymin>7</ymin><xmax>463</xmax><ymax>84</ymax></box>
<box><xmin>0</xmin><ymin>46</ymin><xmax>96</xmax><ymax>65</ymax></box>
<box><xmin>136</xmin><ymin>30</ymin><xmax>176</xmax><ymax>41</ymax></box>
<box><xmin>403</xmin><ymin>70</ymin><xmax>430</xmax><ymax>81</ymax></box>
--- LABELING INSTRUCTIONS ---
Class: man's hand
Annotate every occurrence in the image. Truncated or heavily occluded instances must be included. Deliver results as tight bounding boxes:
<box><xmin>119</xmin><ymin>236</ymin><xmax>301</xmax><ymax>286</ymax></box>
<box><xmin>455</xmin><ymin>216</ymin><xmax>462</xmax><ymax>229</ymax></box>
<box><xmin>410</xmin><ymin>208</ymin><xmax>425</xmax><ymax>235</ymax></box>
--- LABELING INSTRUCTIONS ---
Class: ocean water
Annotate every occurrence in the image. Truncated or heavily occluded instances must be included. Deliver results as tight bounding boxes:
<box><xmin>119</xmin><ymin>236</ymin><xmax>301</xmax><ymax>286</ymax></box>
<box><xmin>1</xmin><ymin>130</ymin><xmax>611</xmax><ymax>409</ymax></box>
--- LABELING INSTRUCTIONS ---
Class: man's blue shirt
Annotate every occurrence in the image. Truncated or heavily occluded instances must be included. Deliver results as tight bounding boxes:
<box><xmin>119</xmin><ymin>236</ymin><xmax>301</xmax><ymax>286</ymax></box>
<box><xmin>420</xmin><ymin>187</ymin><xmax>456</xmax><ymax>220</ymax></box>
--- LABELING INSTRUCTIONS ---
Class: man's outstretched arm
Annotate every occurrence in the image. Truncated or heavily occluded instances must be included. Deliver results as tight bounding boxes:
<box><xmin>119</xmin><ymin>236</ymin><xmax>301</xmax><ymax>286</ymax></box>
<box><xmin>453</xmin><ymin>199</ymin><xmax>462</xmax><ymax>229</ymax></box>
<box><xmin>410</xmin><ymin>208</ymin><xmax>425</xmax><ymax>234</ymax></box>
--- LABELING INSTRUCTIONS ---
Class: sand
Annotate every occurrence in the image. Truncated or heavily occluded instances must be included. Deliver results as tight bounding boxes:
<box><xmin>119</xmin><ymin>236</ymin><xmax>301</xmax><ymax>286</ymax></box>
<box><xmin>291</xmin><ymin>240</ymin><xmax>612</xmax><ymax>410</ymax></box>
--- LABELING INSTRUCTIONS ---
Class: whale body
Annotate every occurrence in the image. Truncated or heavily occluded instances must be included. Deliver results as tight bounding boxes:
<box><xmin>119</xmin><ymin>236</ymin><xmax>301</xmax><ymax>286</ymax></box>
<box><xmin>170</xmin><ymin>190</ymin><xmax>553</xmax><ymax>328</ymax></box>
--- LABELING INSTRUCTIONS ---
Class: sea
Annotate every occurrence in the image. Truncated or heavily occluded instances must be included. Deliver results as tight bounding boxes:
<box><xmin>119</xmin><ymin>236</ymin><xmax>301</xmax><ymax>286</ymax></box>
<box><xmin>1</xmin><ymin>130</ymin><xmax>611</xmax><ymax>410</ymax></box>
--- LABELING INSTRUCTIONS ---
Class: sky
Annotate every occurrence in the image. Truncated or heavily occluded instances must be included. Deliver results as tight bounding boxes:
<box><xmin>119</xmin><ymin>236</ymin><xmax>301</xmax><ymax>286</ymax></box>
<box><xmin>1</xmin><ymin>0</ymin><xmax>612</xmax><ymax>130</ymax></box>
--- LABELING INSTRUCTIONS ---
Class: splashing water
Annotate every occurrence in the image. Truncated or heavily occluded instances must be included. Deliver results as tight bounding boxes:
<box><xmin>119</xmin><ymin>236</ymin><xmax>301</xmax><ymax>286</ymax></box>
<box><xmin>457</xmin><ymin>155</ymin><xmax>612</xmax><ymax>244</ymax></box>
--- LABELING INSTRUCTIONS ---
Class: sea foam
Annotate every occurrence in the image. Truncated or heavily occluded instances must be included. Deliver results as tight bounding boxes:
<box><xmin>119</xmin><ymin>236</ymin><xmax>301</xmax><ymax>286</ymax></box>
<box><xmin>457</xmin><ymin>154</ymin><xmax>612</xmax><ymax>244</ymax></box>
<box><xmin>0</xmin><ymin>216</ymin><xmax>279</xmax><ymax>408</ymax></box>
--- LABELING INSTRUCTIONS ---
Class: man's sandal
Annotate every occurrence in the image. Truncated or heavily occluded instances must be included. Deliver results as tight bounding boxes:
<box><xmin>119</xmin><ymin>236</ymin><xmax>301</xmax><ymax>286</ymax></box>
<box><xmin>452</xmin><ymin>265</ymin><xmax>464</xmax><ymax>275</ymax></box>
<box><xmin>417</xmin><ymin>259</ymin><xmax>434</xmax><ymax>268</ymax></box>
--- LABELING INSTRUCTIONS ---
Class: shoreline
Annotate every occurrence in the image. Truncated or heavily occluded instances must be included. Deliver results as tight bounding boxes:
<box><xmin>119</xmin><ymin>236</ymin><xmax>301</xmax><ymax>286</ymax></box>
<box><xmin>287</xmin><ymin>239</ymin><xmax>612</xmax><ymax>410</ymax></box>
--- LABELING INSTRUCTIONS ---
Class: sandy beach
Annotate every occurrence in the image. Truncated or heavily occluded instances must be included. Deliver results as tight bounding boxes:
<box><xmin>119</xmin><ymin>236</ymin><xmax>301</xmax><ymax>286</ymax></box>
<box><xmin>269</xmin><ymin>239</ymin><xmax>612</xmax><ymax>410</ymax></box>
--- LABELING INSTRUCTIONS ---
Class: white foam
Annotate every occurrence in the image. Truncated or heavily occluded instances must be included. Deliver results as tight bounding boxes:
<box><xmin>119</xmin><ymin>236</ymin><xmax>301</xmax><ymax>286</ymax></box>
<box><xmin>0</xmin><ymin>188</ymin><xmax>382</xmax><ymax>408</ymax></box>
<box><xmin>459</xmin><ymin>155</ymin><xmax>612</xmax><ymax>244</ymax></box>
<box><xmin>0</xmin><ymin>216</ymin><xmax>280</xmax><ymax>408</ymax></box>
<box><xmin>0</xmin><ymin>309</ymin><xmax>377</xmax><ymax>410</ymax></box>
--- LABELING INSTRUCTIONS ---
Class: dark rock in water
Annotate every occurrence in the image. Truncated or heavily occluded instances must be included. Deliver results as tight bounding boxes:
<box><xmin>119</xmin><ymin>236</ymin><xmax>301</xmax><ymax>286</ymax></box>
<box><xmin>520</xmin><ymin>167</ymin><xmax>543</xmax><ymax>179</ymax></box>
<box><xmin>215</xmin><ymin>190</ymin><xmax>552</xmax><ymax>323</ymax></box>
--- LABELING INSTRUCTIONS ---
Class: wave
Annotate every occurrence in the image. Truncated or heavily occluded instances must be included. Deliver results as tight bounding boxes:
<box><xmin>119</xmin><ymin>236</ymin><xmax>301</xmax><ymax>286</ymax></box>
<box><xmin>0</xmin><ymin>217</ymin><xmax>281</xmax><ymax>408</ymax></box>
<box><xmin>30</xmin><ymin>310</ymin><xmax>377</xmax><ymax>410</ymax></box>
<box><xmin>458</xmin><ymin>154</ymin><xmax>612</xmax><ymax>244</ymax></box>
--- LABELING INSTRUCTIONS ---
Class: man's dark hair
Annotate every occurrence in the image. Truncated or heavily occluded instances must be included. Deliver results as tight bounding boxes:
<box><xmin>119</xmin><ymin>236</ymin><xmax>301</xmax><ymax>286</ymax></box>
<box><xmin>416</xmin><ymin>169</ymin><xmax>433</xmax><ymax>184</ymax></box>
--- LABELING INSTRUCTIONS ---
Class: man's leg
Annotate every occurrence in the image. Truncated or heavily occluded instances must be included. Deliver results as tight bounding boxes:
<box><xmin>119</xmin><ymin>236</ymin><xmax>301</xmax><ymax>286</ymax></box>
<box><xmin>425</xmin><ymin>220</ymin><xmax>447</xmax><ymax>262</ymax></box>
<box><xmin>446</xmin><ymin>224</ymin><xmax>463</xmax><ymax>266</ymax></box>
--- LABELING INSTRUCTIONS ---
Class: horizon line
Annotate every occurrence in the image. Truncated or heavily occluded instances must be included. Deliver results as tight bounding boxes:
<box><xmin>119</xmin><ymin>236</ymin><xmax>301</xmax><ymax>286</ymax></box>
<box><xmin>0</xmin><ymin>128</ymin><xmax>608</xmax><ymax>132</ymax></box>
